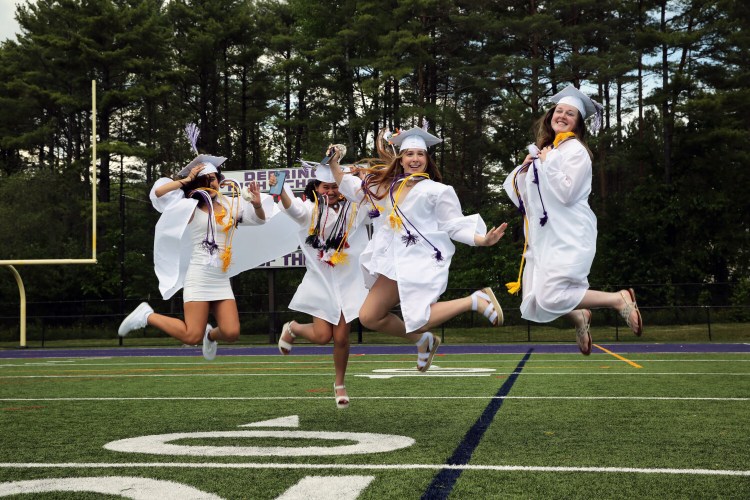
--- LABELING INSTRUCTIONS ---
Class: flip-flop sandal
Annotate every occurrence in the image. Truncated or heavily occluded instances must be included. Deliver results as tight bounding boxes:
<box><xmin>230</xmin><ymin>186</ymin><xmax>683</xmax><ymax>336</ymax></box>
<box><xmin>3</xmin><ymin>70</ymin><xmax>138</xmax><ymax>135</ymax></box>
<box><xmin>619</xmin><ymin>288</ymin><xmax>643</xmax><ymax>337</ymax></box>
<box><xmin>575</xmin><ymin>309</ymin><xmax>592</xmax><ymax>356</ymax></box>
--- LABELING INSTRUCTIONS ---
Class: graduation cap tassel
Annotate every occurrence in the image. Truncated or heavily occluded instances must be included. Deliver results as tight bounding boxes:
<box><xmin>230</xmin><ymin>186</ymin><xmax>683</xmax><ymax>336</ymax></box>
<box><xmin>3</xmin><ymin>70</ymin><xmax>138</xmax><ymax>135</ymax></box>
<box><xmin>184</xmin><ymin>123</ymin><xmax>200</xmax><ymax>154</ymax></box>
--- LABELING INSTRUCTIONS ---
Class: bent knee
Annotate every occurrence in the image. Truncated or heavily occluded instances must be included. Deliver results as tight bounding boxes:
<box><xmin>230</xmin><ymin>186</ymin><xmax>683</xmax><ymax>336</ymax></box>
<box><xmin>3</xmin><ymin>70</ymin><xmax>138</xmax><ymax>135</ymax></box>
<box><xmin>221</xmin><ymin>328</ymin><xmax>240</xmax><ymax>343</ymax></box>
<box><xmin>358</xmin><ymin>310</ymin><xmax>377</xmax><ymax>330</ymax></box>
<box><xmin>185</xmin><ymin>329</ymin><xmax>205</xmax><ymax>346</ymax></box>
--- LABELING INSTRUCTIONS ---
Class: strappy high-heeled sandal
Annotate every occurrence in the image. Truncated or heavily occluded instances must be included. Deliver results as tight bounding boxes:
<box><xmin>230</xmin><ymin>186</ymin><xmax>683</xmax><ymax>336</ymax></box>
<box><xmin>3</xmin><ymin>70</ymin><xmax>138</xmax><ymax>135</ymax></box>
<box><xmin>619</xmin><ymin>288</ymin><xmax>643</xmax><ymax>337</ymax></box>
<box><xmin>471</xmin><ymin>287</ymin><xmax>503</xmax><ymax>326</ymax></box>
<box><xmin>278</xmin><ymin>321</ymin><xmax>296</xmax><ymax>355</ymax></box>
<box><xmin>575</xmin><ymin>310</ymin><xmax>592</xmax><ymax>356</ymax></box>
<box><xmin>416</xmin><ymin>332</ymin><xmax>440</xmax><ymax>372</ymax></box>
<box><xmin>334</xmin><ymin>383</ymin><xmax>349</xmax><ymax>409</ymax></box>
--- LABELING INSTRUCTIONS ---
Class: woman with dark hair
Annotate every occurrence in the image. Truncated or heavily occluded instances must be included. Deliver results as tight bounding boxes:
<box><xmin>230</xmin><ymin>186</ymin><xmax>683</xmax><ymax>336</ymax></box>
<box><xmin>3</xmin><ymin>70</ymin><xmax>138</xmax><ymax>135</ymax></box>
<box><xmin>329</xmin><ymin>125</ymin><xmax>507</xmax><ymax>372</ymax></box>
<box><xmin>271</xmin><ymin>162</ymin><xmax>369</xmax><ymax>409</ymax></box>
<box><xmin>117</xmin><ymin>125</ymin><xmax>297</xmax><ymax>360</ymax></box>
<box><xmin>503</xmin><ymin>84</ymin><xmax>643</xmax><ymax>355</ymax></box>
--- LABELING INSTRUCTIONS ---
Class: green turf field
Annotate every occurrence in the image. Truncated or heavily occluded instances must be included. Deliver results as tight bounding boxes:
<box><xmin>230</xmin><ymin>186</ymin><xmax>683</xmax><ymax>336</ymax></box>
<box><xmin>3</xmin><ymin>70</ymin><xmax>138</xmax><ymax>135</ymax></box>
<box><xmin>0</xmin><ymin>350</ymin><xmax>748</xmax><ymax>498</ymax></box>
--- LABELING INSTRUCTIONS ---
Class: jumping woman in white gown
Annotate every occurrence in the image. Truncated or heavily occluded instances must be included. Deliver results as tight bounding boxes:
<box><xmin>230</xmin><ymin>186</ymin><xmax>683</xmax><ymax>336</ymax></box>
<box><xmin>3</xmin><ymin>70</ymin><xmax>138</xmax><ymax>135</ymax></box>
<box><xmin>330</xmin><ymin>124</ymin><xmax>508</xmax><ymax>372</ymax></box>
<box><xmin>271</xmin><ymin>164</ymin><xmax>370</xmax><ymax>409</ymax></box>
<box><xmin>503</xmin><ymin>84</ymin><xmax>643</xmax><ymax>355</ymax></box>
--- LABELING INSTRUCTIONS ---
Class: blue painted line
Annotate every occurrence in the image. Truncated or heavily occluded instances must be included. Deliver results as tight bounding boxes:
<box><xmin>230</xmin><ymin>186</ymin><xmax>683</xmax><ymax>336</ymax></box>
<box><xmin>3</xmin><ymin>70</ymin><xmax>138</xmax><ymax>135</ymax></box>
<box><xmin>421</xmin><ymin>349</ymin><xmax>534</xmax><ymax>499</ymax></box>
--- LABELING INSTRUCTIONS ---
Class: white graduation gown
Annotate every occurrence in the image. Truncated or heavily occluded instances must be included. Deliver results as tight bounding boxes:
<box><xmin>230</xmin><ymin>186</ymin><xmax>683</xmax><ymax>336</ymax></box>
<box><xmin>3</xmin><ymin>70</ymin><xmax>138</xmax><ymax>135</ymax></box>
<box><xmin>279</xmin><ymin>186</ymin><xmax>369</xmax><ymax>324</ymax></box>
<box><xmin>338</xmin><ymin>175</ymin><xmax>486</xmax><ymax>333</ymax></box>
<box><xmin>503</xmin><ymin>139</ymin><xmax>597</xmax><ymax>323</ymax></box>
<box><xmin>149</xmin><ymin>178</ymin><xmax>299</xmax><ymax>300</ymax></box>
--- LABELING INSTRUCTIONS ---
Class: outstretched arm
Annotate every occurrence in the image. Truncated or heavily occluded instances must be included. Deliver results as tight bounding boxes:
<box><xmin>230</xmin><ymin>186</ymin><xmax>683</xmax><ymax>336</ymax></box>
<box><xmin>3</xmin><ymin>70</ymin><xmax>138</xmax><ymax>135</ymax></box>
<box><xmin>269</xmin><ymin>173</ymin><xmax>293</xmax><ymax>209</ymax></box>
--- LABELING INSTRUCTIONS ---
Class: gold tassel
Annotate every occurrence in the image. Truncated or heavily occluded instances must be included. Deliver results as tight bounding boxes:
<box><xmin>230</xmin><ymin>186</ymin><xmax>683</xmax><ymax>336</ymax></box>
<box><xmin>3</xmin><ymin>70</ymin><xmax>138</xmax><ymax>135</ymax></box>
<box><xmin>330</xmin><ymin>250</ymin><xmax>348</xmax><ymax>266</ymax></box>
<box><xmin>308</xmin><ymin>192</ymin><xmax>319</xmax><ymax>235</ymax></box>
<box><xmin>220</xmin><ymin>247</ymin><xmax>232</xmax><ymax>272</ymax></box>
<box><xmin>505</xmin><ymin>280</ymin><xmax>521</xmax><ymax>295</ymax></box>
<box><xmin>389</xmin><ymin>212</ymin><xmax>402</xmax><ymax>230</ymax></box>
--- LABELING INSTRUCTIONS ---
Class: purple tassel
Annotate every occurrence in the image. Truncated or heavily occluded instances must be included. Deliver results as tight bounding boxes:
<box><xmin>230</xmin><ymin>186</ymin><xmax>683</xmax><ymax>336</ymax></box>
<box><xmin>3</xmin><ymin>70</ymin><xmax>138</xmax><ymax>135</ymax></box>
<box><xmin>539</xmin><ymin>213</ymin><xmax>548</xmax><ymax>226</ymax></box>
<box><xmin>368</xmin><ymin>208</ymin><xmax>381</xmax><ymax>219</ymax></box>
<box><xmin>401</xmin><ymin>232</ymin><xmax>418</xmax><ymax>246</ymax></box>
<box><xmin>201</xmin><ymin>240</ymin><xmax>219</xmax><ymax>254</ymax></box>
<box><xmin>517</xmin><ymin>199</ymin><xmax>526</xmax><ymax>217</ymax></box>
<box><xmin>185</xmin><ymin>123</ymin><xmax>200</xmax><ymax>154</ymax></box>
<box><xmin>433</xmin><ymin>249</ymin><xmax>443</xmax><ymax>262</ymax></box>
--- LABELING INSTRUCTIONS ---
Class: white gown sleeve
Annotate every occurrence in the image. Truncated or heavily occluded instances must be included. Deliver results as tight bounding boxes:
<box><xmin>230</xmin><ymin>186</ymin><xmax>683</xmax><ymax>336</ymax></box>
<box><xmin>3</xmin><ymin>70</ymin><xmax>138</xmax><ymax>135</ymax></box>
<box><xmin>503</xmin><ymin>164</ymin><xmax>525</xmax><ymax>208</ymax></box>
<box><xmin>539</xmin><ymin>141</ymin><xmax>592</xmax><ymax>206</ymax></box>
<box><xmin>436</xmin><ymin>186</ymin><xmax>487</xmax><ymax>247</ymax></box>
<box><xmin>149</xmin><ymin>178</ymin><xmax>185</xmax><ymax>213</ymax></box>
<box><xmin>337</xmin><ymin>174</ymin><xmax>367</xmax><ymax>204</ymax></box>
<box><xmin>279</xmin><ymin>190</ymin><xmax>311</xmax><ymax>226</ymax></box>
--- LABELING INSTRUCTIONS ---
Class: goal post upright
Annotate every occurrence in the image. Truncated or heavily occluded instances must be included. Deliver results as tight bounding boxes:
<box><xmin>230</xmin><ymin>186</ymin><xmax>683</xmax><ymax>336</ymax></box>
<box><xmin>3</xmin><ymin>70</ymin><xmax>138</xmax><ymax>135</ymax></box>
<box><xmin>0</xmin><ymin>80</ymin><xmax>99</xmax><ymax>347</ymax></box>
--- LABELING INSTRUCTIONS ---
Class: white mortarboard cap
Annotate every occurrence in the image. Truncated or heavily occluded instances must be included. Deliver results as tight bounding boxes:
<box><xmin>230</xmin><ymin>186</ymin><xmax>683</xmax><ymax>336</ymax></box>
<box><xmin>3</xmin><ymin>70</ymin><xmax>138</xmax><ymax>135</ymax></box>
<box><xmin>549</xmin><ymin>84</ymin><xmax>605</xmax><ymax>133</ymax></box>
<box><xmin>314</xmin><ymin>164</ymin><xmax>336</xmax><ymax>183</ymax></box>
<box><xmin>177</xmin><ymin>154</ymin><xmax>226</xmax><ymax>178</ymax></box>
<box><xmin>550</xmin><ymin>84</ymin><xmax>597</xmax><ymax>119</ymax></box>
<box><xmin>390</xmin><ymin>127</ymin><xmax>442</xmax><ymax>151</ymax></box>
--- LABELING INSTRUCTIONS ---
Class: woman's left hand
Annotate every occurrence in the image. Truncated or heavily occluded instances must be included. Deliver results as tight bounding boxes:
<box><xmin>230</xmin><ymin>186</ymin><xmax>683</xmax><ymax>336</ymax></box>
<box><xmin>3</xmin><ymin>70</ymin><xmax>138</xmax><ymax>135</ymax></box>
<box><xmin>539</xmin><ymin>146</ymin><xmax>552</xmax><ymax>162</ymax></box>
<box><xmin>476</xmin><ymin>222</ymin><xmax>508</xmax><ymax>247</ymax></box>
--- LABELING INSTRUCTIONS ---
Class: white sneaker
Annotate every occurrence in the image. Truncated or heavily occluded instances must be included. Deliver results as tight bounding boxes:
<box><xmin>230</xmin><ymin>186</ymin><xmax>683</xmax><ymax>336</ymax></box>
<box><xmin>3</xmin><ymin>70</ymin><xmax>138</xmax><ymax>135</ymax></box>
<box><xmin>202</xmin><ymin>323</ymin><xmax>217</xmax><ymax>361</ymax></box>
<box><xmin>118</xmin><ymin>302</ymin><xmax>153</xmax><ymax>337</ymax></box>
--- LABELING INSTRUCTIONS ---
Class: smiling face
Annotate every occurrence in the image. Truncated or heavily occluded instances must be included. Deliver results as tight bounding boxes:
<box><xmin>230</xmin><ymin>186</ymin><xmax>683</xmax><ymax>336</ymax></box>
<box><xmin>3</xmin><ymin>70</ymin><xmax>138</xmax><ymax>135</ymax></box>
<box><xmin>316</xmin><ymin>181</ymin><xmax>340</xmax><ymax>205</ymax></box>
<box><xmin>399</xmin><ymin>148</ymin><xmax>428</xmax><ymax>176</ymax></box>
<box><xmin>551</xmin><ymin>103</ymin><xmax>580</xmax><ymax>135</ymax></box>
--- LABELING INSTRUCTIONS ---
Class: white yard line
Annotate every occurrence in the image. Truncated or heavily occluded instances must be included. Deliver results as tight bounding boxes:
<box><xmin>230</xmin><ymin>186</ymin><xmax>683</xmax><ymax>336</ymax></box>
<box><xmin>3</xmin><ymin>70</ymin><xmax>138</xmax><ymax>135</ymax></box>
<box><xmin>0</xmin><ymin>462</ymin><xmax>747</xmax><ymax>476</ymax></box>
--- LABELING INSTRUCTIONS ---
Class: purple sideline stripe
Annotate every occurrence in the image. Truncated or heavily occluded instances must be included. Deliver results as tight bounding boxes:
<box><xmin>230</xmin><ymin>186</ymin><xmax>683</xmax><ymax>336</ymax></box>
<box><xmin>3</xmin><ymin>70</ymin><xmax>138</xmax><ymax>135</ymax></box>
<box><xmin>0</xmin><ymin>343</ymin><xmax>748</xmax><ymax>359</ymax></box>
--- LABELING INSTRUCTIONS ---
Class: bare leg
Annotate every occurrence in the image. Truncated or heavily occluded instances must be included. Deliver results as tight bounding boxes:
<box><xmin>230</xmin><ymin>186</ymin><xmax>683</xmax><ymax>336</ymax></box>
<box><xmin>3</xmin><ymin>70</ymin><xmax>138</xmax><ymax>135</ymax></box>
<box><xmin>146</xmin><ymin>301</ymin><xmax>210</xmax><ymax>345</ymax></box>
<box><xmin>287</xmin><ymin>319</ymin><xmax>334</xmax><ymax>345</ymax></box>
<box><xmin>576</xmin><ymin>289</ymin><xmax>640</xmax><ymax>327</ymax></box>
<box><xmin>358</xmin><ymin>276</ymin><xmax>421</xmax><ymax>343</ymax></box>
<box><xmin>209</xmin><ymin>299</ymin><xmax>240</xmax><ymax>343</ymax></box>
<box><xmin>330</xmin><ymin>315</ymin><xmax>351</xmax><ymax>400</ymax></box>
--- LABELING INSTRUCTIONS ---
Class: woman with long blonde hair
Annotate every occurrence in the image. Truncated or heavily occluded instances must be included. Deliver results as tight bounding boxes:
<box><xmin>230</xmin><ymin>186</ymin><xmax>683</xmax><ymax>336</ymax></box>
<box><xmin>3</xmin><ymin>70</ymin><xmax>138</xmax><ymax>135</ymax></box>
<box><xmin>330</xmin><ymin>124</ymin><xmax>507</xmax><ymax>371</ymax></box>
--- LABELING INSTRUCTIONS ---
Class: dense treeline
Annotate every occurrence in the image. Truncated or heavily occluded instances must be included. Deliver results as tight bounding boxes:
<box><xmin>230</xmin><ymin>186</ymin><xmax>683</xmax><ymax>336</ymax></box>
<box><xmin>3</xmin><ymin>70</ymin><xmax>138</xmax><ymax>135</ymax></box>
<box><xmin>0</xmin><ymin>0</ymin><xmax>748</xmax><ymax>316</ymax></box>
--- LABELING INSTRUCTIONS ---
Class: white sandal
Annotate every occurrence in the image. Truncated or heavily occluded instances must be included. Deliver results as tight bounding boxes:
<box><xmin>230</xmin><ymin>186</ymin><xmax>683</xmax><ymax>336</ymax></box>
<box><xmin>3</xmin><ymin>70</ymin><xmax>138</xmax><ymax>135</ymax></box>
<box><xmin>334</xmin><ymin>383</ymin><xmax>349</xmax><ymax>409</ymax></box>
<box><xmin>471</xmin><ymin>287</ymin><xmax>503</xmax><ymax>326</ymax></box>
<box><xmin>575</xmin><ymin>310</ymin><xmax>592</xmax><ymax>356</ymax></box>
<box><xmin>619</xmin><ymin>288</ymin><xmax>643</xmax><ymax>337</ymax></box>
<box><xmin>278</xmin><ymin>321</ymin><xmax>296</xmax><ymax>355</ymax></box>
<box><xmin>416</xmin><ymin>332</ymin><xmax>440</xmax><ymax>372</ymax></box>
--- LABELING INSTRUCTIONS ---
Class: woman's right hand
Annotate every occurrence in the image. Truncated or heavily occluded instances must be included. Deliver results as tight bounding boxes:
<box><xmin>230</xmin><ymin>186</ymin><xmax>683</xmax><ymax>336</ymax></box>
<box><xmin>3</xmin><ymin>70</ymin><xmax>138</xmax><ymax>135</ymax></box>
<box><xmin>184</xmin><ymin>164</ymin><xmax>205</xmax><ymax>183</ymax></box>
<box><xmin>269</xmin><ymin>173</ymin><xmax>277</xmax><ymax>187</ymax></box>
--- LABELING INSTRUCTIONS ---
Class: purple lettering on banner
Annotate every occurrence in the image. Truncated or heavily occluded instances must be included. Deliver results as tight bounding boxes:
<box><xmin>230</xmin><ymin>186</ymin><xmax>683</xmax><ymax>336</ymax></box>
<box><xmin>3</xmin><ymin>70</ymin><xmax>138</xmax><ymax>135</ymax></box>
<box><xmin>257</xmin><ymin>171</ymin><xmax>266</xmax><ymax>181</ymax></box>
<box><xmin>290</xmin><ymin>252</ymin><xmax>305</xmax><ymax>266</ymax></box>
<box><xmin>244</xmin><ymin>171</ymin><xmax>256</xmax><ymax>181</ymax></box>
<box><xmin>294</xmin><ymin>179</ymin><xmax>308</xmax><ymax>189</ymax></box>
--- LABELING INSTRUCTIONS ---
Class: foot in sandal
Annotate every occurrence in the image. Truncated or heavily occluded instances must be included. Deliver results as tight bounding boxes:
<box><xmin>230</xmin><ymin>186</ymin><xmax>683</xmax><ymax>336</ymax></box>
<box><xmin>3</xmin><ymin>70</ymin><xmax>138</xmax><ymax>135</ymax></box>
<box><xmin>575</xmin><ymin>309</ymin><xmax>592</xmax><ymax>356</ymax></box>
<box><xmin>618</xmin><ymin>288</ymin><xmax>643</xmax><ymax>336</ymax></box>
<box><xmin>278</xmin><ymin>321</ymin><xmax>296</xmax><ymax>355</ymax></box>
<box><xmin>416</xmin><ymin>331</ymin><xmax>440</xmax><ymax>372</ymax></box>
<box><xmin>334</xmin><ymin>383</ymin><xmax>349</xmax><ymax>409</ymax></box>
<box><xmin>470</xmin><ymin>287</ymin><xmax>503</xmax><ymax>326</ymax></box>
